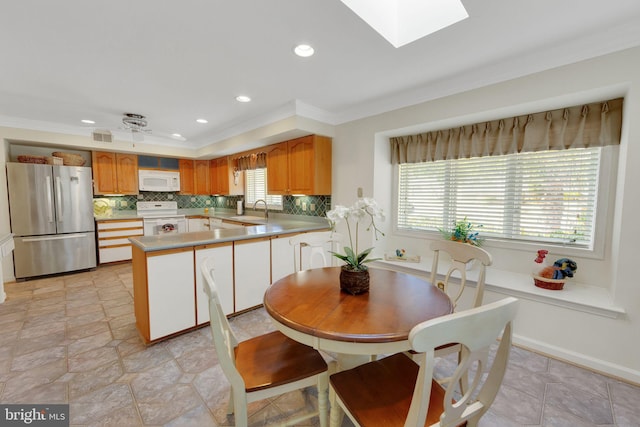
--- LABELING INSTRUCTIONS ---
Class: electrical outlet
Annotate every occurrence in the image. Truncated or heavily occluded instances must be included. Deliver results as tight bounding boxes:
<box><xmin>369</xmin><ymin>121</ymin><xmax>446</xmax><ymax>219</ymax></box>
<box><xmin>137</xmin><ymin>194</ymin><xmax>143</xmax><ymax>200</ymax></box>
<box><xmin>310</xmin><ymin>203</ymin><xmax>316</xmax><ymax>211</ymax></box>
<box><xmin>205</xmin><ymin>200</ymin><xmax>211</xmax><ymax>205</ymax></box>
<box><xmin>302</xmin><ymin>202</ymin><xmax>307</xmax><ymax>211</ymax></box>
<box><xmin>296</xmin><ymin>199</ymin><xmax>301</xmax><ymax>206</ymax></box>
<box><xmin>357</xmin><ymin>187</ymin><xmax>363</xmax><ymax>197</ymax></box>
<box><xmin>191</xmin><ymin>197</ymin><xmax>196</xmax><ymax>202</ymax></box>
<box><xmin>120</xmin><ymin>200</ymin><xmax>128</xmax><ymax>207</ymax></box>
<box><xmin>167</xmin><ymin>194</ymin><xmax>173</xmax><ymax>200</ymax></box>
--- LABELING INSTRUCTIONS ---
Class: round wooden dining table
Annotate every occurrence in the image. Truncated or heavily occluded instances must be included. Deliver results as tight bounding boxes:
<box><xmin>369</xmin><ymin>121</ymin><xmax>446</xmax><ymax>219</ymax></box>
<box><xmin>264</xmin><ymin>266</ymin><xmax>454</xmax><ymax>369</ymax></box>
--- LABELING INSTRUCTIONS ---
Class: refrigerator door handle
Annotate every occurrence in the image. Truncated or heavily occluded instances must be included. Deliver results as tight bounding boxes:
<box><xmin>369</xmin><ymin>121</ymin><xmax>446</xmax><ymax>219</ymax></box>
<box><xmin>55</xmin><ymin>176</ymin><xmax>63</xmax><ymax>222</ymax></box>
<box><xmin>45</xmin><ymin>175</ymin><xmax>54</xmax><ymax>223</ymax></box>
<box><xmin>22</xmin><ymin>234</ymin><xmax>89</xmax><ymax>243</ymax></box>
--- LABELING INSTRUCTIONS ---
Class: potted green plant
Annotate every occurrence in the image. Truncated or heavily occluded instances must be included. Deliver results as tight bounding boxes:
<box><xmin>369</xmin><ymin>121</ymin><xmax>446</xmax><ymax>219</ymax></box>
<box><xmin>439</xmin><ymin>217</ymin><xmax>483</xmax><ymax>247</ymax></box>
<box><xmin>326</xmin><ymin>198</ymin><xmax>385</xmax><ymax>294</ymax></box>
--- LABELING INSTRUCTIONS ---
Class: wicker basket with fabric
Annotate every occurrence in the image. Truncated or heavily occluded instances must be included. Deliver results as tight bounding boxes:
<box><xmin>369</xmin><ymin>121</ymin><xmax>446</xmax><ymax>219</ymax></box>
<box><xmin>52</xmin><ymin>152</ymin><xmax>86</xmax><ymax>166</ymax></box>
<box><xmin>17</xmin><ymin>155</ymin><xmax>47</xmax><ymax>164</ymax></box>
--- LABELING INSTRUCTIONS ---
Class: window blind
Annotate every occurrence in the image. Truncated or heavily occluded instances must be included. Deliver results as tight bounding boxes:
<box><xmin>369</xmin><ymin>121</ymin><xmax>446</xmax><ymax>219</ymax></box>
<box><xmin>245</xmin><ymin>168</ymin><xmax>283</xmax><ymax>209</ymax></box>
<box><xmin>397</xmin><ymin>147</ymin><xmax>601</xmax><ymax>248</ymax></box>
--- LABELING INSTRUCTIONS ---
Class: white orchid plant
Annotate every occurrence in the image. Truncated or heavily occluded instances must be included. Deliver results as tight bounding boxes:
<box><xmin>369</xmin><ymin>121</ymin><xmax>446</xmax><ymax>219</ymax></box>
<box><xmin>326</xmin><ymin>198</ymin><xmax>385</xmax><ymax>272</ymax></box>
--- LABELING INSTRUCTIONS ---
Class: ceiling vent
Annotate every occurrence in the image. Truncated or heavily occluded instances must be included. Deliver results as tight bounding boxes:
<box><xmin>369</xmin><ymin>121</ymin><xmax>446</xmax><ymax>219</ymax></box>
<box><xmin>92</xmin><ymin>129</ymin><xmax>113</xmax><ymax>143</ymax></box>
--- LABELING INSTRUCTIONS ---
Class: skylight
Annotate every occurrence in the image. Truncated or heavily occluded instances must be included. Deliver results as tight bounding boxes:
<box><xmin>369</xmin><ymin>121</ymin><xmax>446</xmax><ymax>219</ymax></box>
<box><xmin>340</xmin><ymin>0</ymin><xmax>468</xmax><ymax>48</ymax></box>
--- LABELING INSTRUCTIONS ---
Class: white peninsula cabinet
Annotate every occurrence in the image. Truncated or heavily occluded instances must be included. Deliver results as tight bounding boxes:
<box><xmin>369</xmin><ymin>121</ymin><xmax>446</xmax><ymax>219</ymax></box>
<box><xmin>270</xmin><ymin>232</ymin><xmax>298</xmax><ymax>283</ymax></box>
<box><xmin>195</xmin><ymin>242</ymin><xmax>234</xmax><ymax>324</ymax></box>
<box><xmin>234</xmin><ymin>236</ymin><xmax>271</xmax><ymax>312</ymax></box>
<box><xmin>132</xmin><ymin>246</ymin><xmax>195</xmax><ymax>343</ymax></box>
<box><xmin>131</xmin><ymin>227</ymin><xmax>328</xmax><ymax>343</ymax></box>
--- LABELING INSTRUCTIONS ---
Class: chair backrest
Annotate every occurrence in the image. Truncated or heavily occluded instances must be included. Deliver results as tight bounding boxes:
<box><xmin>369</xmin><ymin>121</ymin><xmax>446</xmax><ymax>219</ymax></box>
<box><xmin>407</xmin><ymin>297</ymin><xmax>519</xmax><ymax>426</ymax></box>
<box><xmin>430</xmin><ymin>240</ymin><xmax>492</xmax><ymax>309</ymax></box>
<box><xmin>201</xmin><ymin>257</ymin><xmax>245</xmax><ymax>389</ymax></box>
<box><xmin>290</xmin><ymin>231</ymin><xmax>343</xmax><ymax>272</ymax></box>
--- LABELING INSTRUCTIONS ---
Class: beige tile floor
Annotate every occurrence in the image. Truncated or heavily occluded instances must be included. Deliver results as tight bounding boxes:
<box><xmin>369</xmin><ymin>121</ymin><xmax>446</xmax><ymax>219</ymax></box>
<box><xmin>0</xmin><ymin>263</ymin><xmax>639</xmax><ymax>426</ymax></box>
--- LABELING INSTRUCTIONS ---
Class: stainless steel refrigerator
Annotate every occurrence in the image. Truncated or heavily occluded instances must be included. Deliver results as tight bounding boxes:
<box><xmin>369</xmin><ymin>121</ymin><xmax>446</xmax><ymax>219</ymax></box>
<box><xmin>7</xmin><ymin>162</ymin><xmax>96</xmax><ymax>279</ymax></box>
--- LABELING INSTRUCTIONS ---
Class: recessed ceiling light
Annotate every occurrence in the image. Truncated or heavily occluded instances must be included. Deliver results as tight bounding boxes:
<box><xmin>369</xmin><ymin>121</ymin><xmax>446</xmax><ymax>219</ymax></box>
<box><xmin>294</xmin><ymin>44</ymin><xmax>315</xmax><ymax>57</ymax></box>
<box><xmin>196</xmin><ymin>118</ymin><xmax>208</xmax><ymax>124</ymax></box>
<box><xmin>171</xmin><ymin>133</ymin><xmax>182</xmax><ymax>138</ymax></box>
<box><xmin>236</xmin><ymin>95</ymin><xmax>251</xmax><ymax>103</ymax></box>
<box><xmin>81</xmin><ymin>119</ymin><xmax>95</xmax><ymax>124</ymax></box>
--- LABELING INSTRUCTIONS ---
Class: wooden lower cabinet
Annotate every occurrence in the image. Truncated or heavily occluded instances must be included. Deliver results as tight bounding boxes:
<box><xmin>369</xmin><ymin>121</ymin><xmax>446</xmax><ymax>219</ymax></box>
<box><xmin>195</xmin><ymin>242</ymin><xmax>234</xmax><ymax>323</ymax></box>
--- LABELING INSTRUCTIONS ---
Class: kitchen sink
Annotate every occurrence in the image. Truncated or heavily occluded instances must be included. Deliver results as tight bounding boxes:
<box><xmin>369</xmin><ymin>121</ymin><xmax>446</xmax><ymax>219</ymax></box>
<box><xmin>228</xmin><ymin>215</ymin><xmax>267</xmax><ymax>222</ymax></box>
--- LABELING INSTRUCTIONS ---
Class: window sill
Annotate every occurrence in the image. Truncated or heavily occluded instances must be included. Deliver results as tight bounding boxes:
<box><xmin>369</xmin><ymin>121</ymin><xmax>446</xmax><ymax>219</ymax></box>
<box><xmin>371</xmin><ymin>258</ymin><xmax>626</xmax><ymax>319</ymax></box>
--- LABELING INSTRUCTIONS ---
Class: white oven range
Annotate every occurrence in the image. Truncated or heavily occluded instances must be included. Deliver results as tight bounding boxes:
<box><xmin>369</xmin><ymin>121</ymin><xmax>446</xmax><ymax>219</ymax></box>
<box><xmin>137</xmin><ymin>201</ymin><xmax>187</xmax><ymax>236</ymax></box>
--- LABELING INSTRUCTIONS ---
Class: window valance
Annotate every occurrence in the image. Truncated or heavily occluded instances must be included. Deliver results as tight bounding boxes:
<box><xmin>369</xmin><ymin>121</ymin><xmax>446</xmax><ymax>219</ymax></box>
<box><xmin>390</xmin><ymin>98</ymin><xmax>623</xmax><ymax>164</ymax></box>
<box><xmin>235</xmin><ymin>152</ymin><xmax>267</xmax><ymax>170</ymax></box>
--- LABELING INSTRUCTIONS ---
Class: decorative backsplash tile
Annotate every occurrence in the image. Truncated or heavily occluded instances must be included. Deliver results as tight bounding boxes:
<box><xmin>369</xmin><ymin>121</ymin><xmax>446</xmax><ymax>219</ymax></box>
<box><xmin>94</xmin><ymin>193</ymin><xmax>331</xmax><ymax>217</ymax></box>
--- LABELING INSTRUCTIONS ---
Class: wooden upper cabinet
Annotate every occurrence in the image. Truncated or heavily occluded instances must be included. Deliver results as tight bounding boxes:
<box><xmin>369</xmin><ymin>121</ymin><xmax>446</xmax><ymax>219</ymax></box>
<box><xmin>179</xmin><ymin>159</ymin><xmax>195</xmax><ymax>195</ymax></box>
<box><xmin>92</xmin><ymin>151</ymin><xmax>138</xmax><ymax>195</ymax></box>
<box><xmin>194</xmin><ymin>160</ymin><xmax>210</xmax><ymax>195</ymax></box>
<box><xmin>116</xmin><ymin>154</ymin><xmax>139</xmax><ymax>194</ymax></box>
<box><xmin>266</xmin><ymin>142</ymin><xmax>290</xmax><ymax>195</ymax></box>
<box><xmin>210</xmin><ymin>156</ymin><xmax>244</xmax><ymax>195</ymax></box>
<box><xmin>266</xmin><ymin>135</ymin><xmax>332</xmax><ymax>195</ymax></box>
<box><xmin>92</xmin><ymin>151</ymin><xmax>117</xmax><ymax>194</ymax></box>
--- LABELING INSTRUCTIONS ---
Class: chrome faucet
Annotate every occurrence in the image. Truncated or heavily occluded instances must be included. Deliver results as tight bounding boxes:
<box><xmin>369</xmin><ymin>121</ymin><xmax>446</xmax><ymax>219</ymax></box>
<box><xmin>253</xmin><ymin>199</ymin><xmax>268</xmax><ymax>219</ymax></box>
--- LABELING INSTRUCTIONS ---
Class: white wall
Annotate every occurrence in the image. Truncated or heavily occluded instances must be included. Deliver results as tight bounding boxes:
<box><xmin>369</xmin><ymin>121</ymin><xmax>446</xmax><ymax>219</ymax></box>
<box><xmin>332</xmin><ymin>46</ymin><xmax>640</xmax><ymax>382</ymax></box>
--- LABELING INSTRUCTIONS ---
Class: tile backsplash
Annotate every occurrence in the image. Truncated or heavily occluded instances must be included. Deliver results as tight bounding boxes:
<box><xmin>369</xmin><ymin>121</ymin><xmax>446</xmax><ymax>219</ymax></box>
<box><xmin>95</xmin><ymin>193</ymin><xmax>331</xmax><ymax>217</ymax></box>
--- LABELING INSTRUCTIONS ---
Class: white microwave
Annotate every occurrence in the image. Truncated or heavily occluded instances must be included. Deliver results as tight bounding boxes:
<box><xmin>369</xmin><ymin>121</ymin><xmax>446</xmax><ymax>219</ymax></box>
<box><xmin>138</xmin><ymin>170</ymin><xmax>181</xmax><ymax>192</ymax></box>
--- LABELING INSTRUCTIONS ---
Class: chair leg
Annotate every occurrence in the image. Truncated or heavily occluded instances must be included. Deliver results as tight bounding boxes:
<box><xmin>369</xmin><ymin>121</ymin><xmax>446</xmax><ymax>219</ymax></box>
<box><xmin>329</xmin><ymin>402</ymin><xmax>344</xmax><ymax>427</ymax></box>
<box><xmin>232</xmin><ymin>389</ymin><xmax>248</xmax><ymax>427</ymax></box>
<box><xmin>318</xmin><ymin>374</ymin><xmax>329</xmax><ymax>427</ymax></box>
<box><xmin>226</xmin><ymin>388</ymin><xmax>234</xmax><ymax>415</ymax></box>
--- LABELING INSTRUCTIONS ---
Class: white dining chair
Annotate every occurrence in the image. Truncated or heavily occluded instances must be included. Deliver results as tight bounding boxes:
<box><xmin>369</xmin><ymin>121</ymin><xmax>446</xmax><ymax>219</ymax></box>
<box><xmin>201</xmin><ymin>257</ymin><xmax>329</xmax><ymax>427</ymax></box>
<box><xmin>430</xmin><ymin>239</ymin><xmax>493</xmax><ymax>310</ymax></box>
<box><xmin>290</xmin><ymin>231</ymin><xmax>343</xmax><ymax>272</ymax></box>
<box><xmin>426</xmin><ymin>240</ymin><xmax>494</xmax><ymax>391</ymax></box>
<box><xmin>329</xmin><ymin>297</ymin><xmax>519</xmax><ymax>427</ymax></box>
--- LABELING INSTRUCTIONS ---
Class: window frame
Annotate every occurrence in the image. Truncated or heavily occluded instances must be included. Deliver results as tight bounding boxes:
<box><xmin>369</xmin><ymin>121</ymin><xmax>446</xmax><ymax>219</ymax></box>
<box><xmin>391</xmin><ymin>145</ymin><xmax>618</xmax><ymax>260</ymax></box>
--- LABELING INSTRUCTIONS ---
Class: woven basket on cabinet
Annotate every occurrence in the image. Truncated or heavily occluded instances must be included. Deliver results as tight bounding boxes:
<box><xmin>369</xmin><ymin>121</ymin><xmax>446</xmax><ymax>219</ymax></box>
<box><xmin>52</xmin><ymin>152</ymin><xmax>86</xmax><ymax>166</ymax></box>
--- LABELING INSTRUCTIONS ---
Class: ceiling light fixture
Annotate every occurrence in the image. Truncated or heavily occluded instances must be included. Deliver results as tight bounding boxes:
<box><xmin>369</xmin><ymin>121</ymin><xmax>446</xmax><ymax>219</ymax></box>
<box><xmin>339</xmin><ymin>0</ymin><xmax>468</xmax><ymax>48</ymax></box>
<box><xmin>81</xmin><ymin>119</ymin><xmax>95</xmax><ymax>124</ymax></box>
<box><xmin>294</xmin><ymin>44</ymin><xmax>315</xmax><ymax>57</ymax></box>
<box><xmin>196</xmin><ymin>118</ymin><xmax>208</xmax><ymax>124</ymax></box>
<box><xmin>235</xmin><ymin>95</ymin><xmax>251</xmax><ymax>103</ymax></box>
<box><xmin>171</xmin><ymin>133</ymin><xmax>182</xmax><ymax>138</ymax></box>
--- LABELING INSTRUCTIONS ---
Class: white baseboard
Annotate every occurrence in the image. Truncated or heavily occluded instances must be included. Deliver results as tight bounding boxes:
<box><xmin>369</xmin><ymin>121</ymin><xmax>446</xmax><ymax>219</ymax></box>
<box><xmin>513</xmin><ymin>334</ymin><xmax>640</xmax><ymax>385</ymax></box>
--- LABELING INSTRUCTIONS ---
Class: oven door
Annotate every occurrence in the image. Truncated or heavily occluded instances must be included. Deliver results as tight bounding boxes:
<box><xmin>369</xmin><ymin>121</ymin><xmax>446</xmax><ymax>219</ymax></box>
<box><xmin>143</xmin><ymin>217</ymin><xmax>186</xmax><ymax>236</ymax></box>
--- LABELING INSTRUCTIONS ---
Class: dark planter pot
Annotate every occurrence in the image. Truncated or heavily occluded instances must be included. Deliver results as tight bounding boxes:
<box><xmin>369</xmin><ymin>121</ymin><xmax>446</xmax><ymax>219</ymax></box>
<box><xmin>339</xmin><ymin>266</ymin><xmax>370</xmax><ymax>295</ymax></box>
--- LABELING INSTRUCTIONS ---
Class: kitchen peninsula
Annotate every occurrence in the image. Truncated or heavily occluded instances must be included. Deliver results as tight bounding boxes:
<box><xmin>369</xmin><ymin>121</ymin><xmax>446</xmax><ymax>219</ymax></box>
<box><xmin>129</xmin><ymin>211</ymin><xmax>330</xmax><ymax>344</ymax></box>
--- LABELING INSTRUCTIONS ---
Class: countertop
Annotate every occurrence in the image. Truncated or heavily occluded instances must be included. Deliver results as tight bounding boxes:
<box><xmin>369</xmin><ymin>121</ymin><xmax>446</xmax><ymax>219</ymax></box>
<box><xmin>125</xmin><ymin>210</ymin><xmax>331</xmax><ymax>252</ymax></box>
